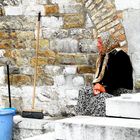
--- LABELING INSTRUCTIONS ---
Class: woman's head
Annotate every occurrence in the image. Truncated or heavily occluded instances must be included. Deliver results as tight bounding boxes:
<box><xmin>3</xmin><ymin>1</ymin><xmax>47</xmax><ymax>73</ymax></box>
<box><xmin>97</xmin><ymin>36</ymin><xmax>106</xmax><ymax>55</ymax></box>
<box><xmin>97</xmin><ymin>32</ymin><xmax>119</xmax><ymax>54</ymax></box>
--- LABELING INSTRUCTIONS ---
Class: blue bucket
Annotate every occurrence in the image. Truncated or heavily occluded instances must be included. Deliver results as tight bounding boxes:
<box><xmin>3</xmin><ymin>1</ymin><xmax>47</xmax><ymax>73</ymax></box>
<box><xmin>0</xmin><ymin>108</ymin><xmax>16</xmax><ymax>140</ymax></box>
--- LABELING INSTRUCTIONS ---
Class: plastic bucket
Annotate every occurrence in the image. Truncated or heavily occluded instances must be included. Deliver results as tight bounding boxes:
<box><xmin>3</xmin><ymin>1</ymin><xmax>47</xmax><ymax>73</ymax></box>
<box><xmin>0</xmin><ymin>108</ymin><xmax>16</xmax><ymax>140</ymax></box>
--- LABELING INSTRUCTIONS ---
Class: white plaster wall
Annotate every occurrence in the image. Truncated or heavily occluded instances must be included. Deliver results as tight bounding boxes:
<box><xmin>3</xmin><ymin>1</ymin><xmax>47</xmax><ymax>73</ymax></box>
<box><xmin>115</xmin><ymin>0</ymin><xmax>140</xmax><ymax>89</ymax></box>
<box><xmin>115</xmin><ymin>0</ymin><xmax>140</xmax><ymax>10</ymax></box>
<box><xmin>122</xmin><ymin>10</ymin><xmax>140</xmax><ymax>88</ymax></box>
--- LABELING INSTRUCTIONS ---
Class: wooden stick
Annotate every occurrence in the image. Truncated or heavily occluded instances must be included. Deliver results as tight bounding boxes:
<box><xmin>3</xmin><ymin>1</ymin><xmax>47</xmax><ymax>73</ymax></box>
<box><xmin>32</xmin><ymin>12</ymin><xmax>41</xmax><ymax>109</ymax></box>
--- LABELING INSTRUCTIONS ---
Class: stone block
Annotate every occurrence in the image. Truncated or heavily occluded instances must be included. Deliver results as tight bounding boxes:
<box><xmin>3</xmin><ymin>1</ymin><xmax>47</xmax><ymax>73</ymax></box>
<box><xmin>56</xmin><ymin>53</ymin><xmax>89</xmax><ymax>65</ymax></box>
<box><xmin>54</xmin><ymin>75</ymin><xmax>66</xmax><ymax>86</ymax></box>
<box><xmin>77</xmin><ymin>65</ymin><xmax>95</xmax><ymax>74</ymax></box>
<box><xmin>36</xmin><ymin>0</ymin><xmax>48</xmax><ymax>4</ymax></box>
<box><xmin>13</xmin><ymin>115</ymin><xmax>56</xmax><ymax>140</ymax></box>
<box><xmin>96</xmin><ymin>17</ymin><xmax>113</xmax><ymax>29</ymax></box>
<box><xmin>5</xmin><ymin>6</ymin><xmax>22</xmax><ymax>15</ymax></box>
<box><xmin>20</xmin><ymin>67</ymin><xmax>34</xmax><ymax>75</ymax></box>
<box><xmin>101</xmin><ymin>9</ymin><xmax>116</xmax><ymax>20</ymax></box>
<box><xmin>22</xmin><ymin>0</ymin><xmax>36</xmax><ymax>6</ymax></box>
<box><xmin>85</xmin><ymin>0</ymin><xmax>93</xmax><ymax>8</ymax></box>
<box><xmin>119</xmin><ymin>40</ymin><xmax>127</xmax><ymax>47</ymax></box>
<box><xmin>85</xmin><ymin>14</ymin><xmax>94</xmax><ymax>28</ymax></box>
<box><xmin>1</xmin><ymin>96</ymin><xmax>23</xmax><ymax>113</ymax></box>
<box><xmin>118</xmin><ymin>34</ymin><xmax>126</xmax><ymax>41</ymax></box>
<box><xmin>38</xmin><ymin>50</ymin><xmax>56</xmax><ymax>58</ymax></box>
<box><xmin>87</xmin><ymin>53</ymin><xmax>98</xmax><ymax>65</ymax></box>
<box><xmin>0</xmin><ymin>31</ymin><xmax>17</xmax><ymax>39</ymax></box>
<box><xmin>22</xmin><ymin>5</ymin><xmax>45</xmax><ymax>16</ymax></box>
<box><xmin>87</xmin><ymin>2</ymin><xmax>96</xmax><ymax>11</ymax></box>
<box><xmin>44</xmin><ymin>66</ymin><xmax>64</xmax><ymax>76</ymax></box>
<box><xmin>44</xmin><ymin>4</ymin><xmax>59</xmax><ymax>15</ymax></box>
<box><xmin>65</xmin><ymin>89</ymin><xmax>79</xmax><ymax>100</ymax></box>
<box><xmin>63</xmin><ymin>66</ymin><xmax>77</xmax><ymax>75</ymax></box>
<box><xmin>42</xmin><ymin>28</ymin><xmax>68</xmax><ymax>39</ymax></box>
<box><xmin>68</xmin><ymin>28</ymin><xmax>83</xmax><ymax>39</ymax></box>
<box><xmin>41</xmin><ymin>16</ymin><xmax>63</xmax><ymax>28</ymax></box>
<box><xmin>9</xmin><ymin>74</ymin><xmax>32</xmax><ymax>86</ymax></box>
<box><xmin>59</xmin><ymin>3</ymin><xmax>83</xmax><ymax>14</ymax></box>
<box><xmin>50</xmin><ymin>38</ymin><xmax>79</xmax><ymax>53</ymax></box>
<box><xmin>72</xmin><ymin>76</ymin><xmax>84</xmax><ymax>86</ymax></box>
<box><xmin>79</xmin><ymin>39</ymin><xmax>97</xmax><ymax>53</ymax></box>
<box><xmin>106</xmin><ymin>93</ymin><xmax>140</xmax><ymax>118</ymax></box>
<box><xmin>52</xmin><ymin>0</ymin><xmax>81</xmax><ymax>5</ymax></box>
<box><xmin>63</xmin><ymin>14</ymin><xmax>85</xmax><ymax>29</ymax></box>
<box><xmin>44</xmin><ymin>75</ymin><xmax>54</xmax><ymax>86</ymax></box>
<box><xmin>115</xmin><ymin>23</ymin><xmax>123</xmax><ymax>31</ymax></box>
<box><xmin>30</xmin><ymin>57</ymin><xmax>55</xmax><ymax>66</ymax></box>
<box><xmin>3</xmin><ymin>0</ymin><xmax>21</xmax><ymax>6</ymax></box>
<box><xmin>105</xmin><ymin>19</ymin><xmax>120</xmax><ymax>30</ymax></box>
<box><xmin>0</xmin><ymin>16</ymin><xmax>36</xmax><ymax>30</ymax></box>
<box><xmin>55</xmin><ymin>116</ymin><xmax>140</xmax><ymax>140</ymax></box>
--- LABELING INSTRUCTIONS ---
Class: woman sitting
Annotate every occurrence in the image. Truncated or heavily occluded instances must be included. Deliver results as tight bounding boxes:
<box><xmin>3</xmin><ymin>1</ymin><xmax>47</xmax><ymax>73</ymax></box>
<box><xmin>75</xmin><ymin>32</ymin><xmax>133</xmax><ymax>116</ymax></box>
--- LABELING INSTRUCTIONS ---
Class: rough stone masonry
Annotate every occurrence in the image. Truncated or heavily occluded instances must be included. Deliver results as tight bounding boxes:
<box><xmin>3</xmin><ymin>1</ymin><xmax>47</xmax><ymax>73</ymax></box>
<box><xmin>0</xmin><ymin>0</ymin><xmax>137</xmax><ymax>116</ymax></box>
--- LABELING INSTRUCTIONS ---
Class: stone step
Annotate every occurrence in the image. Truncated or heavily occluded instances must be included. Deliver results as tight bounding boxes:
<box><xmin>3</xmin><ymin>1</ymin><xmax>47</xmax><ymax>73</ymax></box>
<box><xmin>106</xmin><ymin>93</ymin><xmax>140</xmax><ymax>119</ymax></box>
<box><xmin>13</xmin><ymin>115</ymin><xmax>64</xmax><ymax>140</ymax></box>
<box><xmin>55</xmin><ymin>116</ymin><xmax>140</xmax><ymax>140</ymax></box>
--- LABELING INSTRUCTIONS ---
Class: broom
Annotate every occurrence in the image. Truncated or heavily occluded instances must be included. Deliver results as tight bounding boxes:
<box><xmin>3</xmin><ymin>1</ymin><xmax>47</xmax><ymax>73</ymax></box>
<box><xmin>21</xmin><ymin>12</ymin><xmax>44</xmax><ymax>119</ymax></box>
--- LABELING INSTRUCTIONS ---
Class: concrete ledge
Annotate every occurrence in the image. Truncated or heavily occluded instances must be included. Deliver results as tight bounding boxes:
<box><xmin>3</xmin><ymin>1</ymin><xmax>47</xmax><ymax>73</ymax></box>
<box><xmin>106</xmin><ymin>93</ymin><xmax>140</xmax><ymax>118</ymax></box>
<box><xmin>13</xmin><ymin>115</ymin><xmax>63</xmax><ymax>140</ymax></box>
<box><xmin>55</xmin><ymin>116</ymin><xmax>140</xmax><ymax>140</ymax></box>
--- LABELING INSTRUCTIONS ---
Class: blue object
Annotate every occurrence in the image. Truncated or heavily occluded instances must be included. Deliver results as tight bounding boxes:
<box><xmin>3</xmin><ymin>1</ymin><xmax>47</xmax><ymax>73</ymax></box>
<box><xmin>0</xmin><ymin>108</ymin><xmax>16</xmax><ymax>140</ymax></box>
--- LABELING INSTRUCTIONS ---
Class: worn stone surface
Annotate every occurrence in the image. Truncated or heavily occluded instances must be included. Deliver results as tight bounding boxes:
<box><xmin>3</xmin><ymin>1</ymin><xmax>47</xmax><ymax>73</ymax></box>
<box><xmin>41</xmin><ymin>16</ymin><xmax>63</xmax><ymax>28</ymax></box>
<box><xmin>50</xmin><ymin>38</ymin><xmax>79</xmax><ymax>53</ymax></box>
<box><xmin>13</xmin><ymin>115</ymin><xmax>57</xmax><ymax>140</ymax></box>
<box><xmin>63</xmin><ymin>14</ymin><xmax>85</xmax><ymax>28</ymax></box>
<box><xmin>77</xmin><ymin>65</ymin><xmax>96</xmax><ymax>74</ymax></box>
<box><xmin>79</xmin><ymin>39</ymin><xmax>97</xmax><ymax>53</ymax></box>
<box><xmin>55</xmin><ymin>116</ymin><xmax>140</xmax><ymax>140</ymax></box>
<box><xmin>0</xmin><ymin>16</ymin><xmax>36</xmax><ymax>30</ymax></box>
<box><xmin>69</xmin><ymin>28</ymin><xmax>93</xmax><ymax>39</ymax></box>
<box><xmin>42</xmin><ymin>28</ymin><xmax>68</xmax><ymax>39</ymax></box>
<box><xmin>44</xmin><ymin>4</ymin><xmax>59</xmax><ymax>15</ymax></box>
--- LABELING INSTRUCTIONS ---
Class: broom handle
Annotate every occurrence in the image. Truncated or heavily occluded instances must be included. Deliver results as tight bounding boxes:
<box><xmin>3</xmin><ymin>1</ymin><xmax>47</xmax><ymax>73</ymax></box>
<box><xmin>32</xmin><ymin>12</ymin><xmax>41</xmax><ymax>109</ymax></box>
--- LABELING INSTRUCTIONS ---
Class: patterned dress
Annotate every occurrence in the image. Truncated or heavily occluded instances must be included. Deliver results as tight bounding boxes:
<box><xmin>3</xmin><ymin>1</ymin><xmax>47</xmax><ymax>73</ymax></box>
<box><xmin>75</xmin><ymin>86</ymin><xmax>132</xmax><ymax>116</ymax></box>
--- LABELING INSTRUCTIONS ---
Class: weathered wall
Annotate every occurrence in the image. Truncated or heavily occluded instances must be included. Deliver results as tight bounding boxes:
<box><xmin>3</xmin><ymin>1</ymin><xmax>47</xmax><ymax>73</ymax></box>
<box><xmin>0</xmin><ymin>0</ymin><xmax>128</xmax><ymax>116</ymax></box>
<box><xmin>115</xmin><ymin>0</ymin><xmax>140</xmax><ymax>90</ymax></box>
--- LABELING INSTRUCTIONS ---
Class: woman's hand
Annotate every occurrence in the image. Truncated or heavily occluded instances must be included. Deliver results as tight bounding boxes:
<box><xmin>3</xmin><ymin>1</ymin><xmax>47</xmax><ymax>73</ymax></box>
<box><xmin>93</xmin><ymin>83</ymin><xmax>106</xmax><ymax>96</ymax></box>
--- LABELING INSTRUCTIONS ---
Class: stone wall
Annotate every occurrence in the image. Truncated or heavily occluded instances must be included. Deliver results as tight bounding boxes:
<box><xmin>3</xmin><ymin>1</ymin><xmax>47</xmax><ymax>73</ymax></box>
<box><xmin>0</xmin><ymin>0</ymin><xmax>129</xmax><ymax>116</ymax></box>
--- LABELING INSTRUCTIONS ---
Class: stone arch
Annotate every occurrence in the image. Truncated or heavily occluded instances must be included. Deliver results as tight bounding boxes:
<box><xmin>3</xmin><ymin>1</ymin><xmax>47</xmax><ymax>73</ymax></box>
<box><xmin>84</xmin><ymin>0</ymin><xmax>127</xmax><ymax>51</ymax></box>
